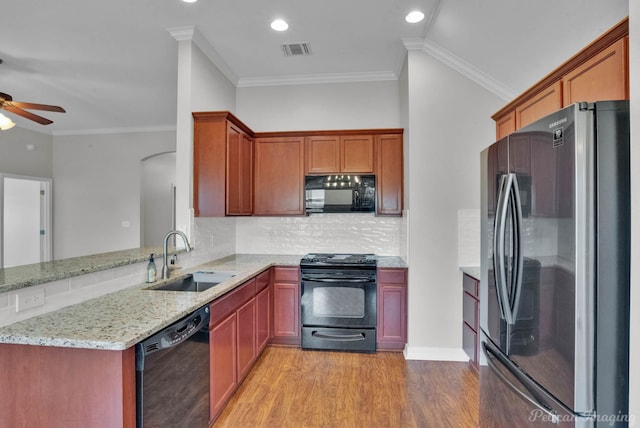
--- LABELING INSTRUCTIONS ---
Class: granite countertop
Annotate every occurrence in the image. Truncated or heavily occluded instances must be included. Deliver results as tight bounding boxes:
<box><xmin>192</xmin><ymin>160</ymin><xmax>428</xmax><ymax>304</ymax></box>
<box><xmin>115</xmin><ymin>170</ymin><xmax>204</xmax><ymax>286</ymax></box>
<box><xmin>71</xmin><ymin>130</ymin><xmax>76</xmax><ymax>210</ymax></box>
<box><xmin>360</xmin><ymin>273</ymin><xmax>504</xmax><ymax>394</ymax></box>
<box><xmin>0</xmin><ymin>254</ymin><xmax>407</xmax><ymax>351</ymax></box>
<box><xmin>0</xmin><ymin>247</ymin><xmax>173</xmax><ymax>294</ymax></box>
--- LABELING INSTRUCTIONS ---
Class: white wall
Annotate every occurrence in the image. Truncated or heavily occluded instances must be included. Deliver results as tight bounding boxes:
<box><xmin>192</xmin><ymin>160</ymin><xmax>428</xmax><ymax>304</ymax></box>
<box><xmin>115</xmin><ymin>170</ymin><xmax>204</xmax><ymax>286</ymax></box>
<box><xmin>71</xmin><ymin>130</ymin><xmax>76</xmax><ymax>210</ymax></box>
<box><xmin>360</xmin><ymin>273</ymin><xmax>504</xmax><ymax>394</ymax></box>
<box><xmin>404</xmin><ymin>50</ymin><xmax>503</xmax><ymax>359</ymax></box>
<box><xmin>174</xmin><ymin>38</ymin><xmax>237</xmax><ymax>249</ymax></box>
<box><xmin>627</xmin><ymin>1</ymin><xmax>639</xmax><ymax>422</ymax></box>
<box><xmin>0</xmin><ymin>127</ymin><xmax>52</xmax><ymax>177</ymax></box>
<box><xmin>52</xmin><ymin>130</ymin><xmax>175</xmax><ymax>259</ymax></box>
<box><xmin>236</xmin><ymin>80</ymin><xmax>400</xmax><ymax>131</ymax></box>
<box><xmin>233</xmin><ymin>80</ymin><xmax>405</xmax><ymax>257</ymax></box>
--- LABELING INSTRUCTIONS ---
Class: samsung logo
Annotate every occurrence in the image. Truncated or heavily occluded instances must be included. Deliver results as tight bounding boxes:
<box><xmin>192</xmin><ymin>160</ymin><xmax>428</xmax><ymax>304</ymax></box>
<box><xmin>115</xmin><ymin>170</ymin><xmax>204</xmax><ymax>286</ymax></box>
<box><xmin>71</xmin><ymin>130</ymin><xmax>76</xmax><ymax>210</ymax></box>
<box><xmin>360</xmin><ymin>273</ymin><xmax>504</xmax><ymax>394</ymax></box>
<box><xmin>549</xmin><ymin>118</ymin><xmax>567</xmax><ymax>128</ymax></box>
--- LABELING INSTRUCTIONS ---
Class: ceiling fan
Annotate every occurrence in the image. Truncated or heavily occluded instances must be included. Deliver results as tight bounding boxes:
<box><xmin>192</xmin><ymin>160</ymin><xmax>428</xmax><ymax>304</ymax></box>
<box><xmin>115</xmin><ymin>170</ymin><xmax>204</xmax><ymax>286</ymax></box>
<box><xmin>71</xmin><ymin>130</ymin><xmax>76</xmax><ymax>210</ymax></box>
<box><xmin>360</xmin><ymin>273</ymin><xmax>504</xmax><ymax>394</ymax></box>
<box><xmin>0</xmin><ymin>92</ymin><xmax>65</xmax><ymax>125</ymax></box>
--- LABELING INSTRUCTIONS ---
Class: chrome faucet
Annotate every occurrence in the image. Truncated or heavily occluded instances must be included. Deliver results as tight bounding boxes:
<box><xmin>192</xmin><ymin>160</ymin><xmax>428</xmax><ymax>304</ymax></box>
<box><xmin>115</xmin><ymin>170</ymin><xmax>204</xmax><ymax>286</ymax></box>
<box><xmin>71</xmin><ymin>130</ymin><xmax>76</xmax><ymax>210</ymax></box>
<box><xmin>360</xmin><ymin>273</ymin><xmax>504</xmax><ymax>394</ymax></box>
<box><xmin>162</xmin><ymin>230</ymin><xmax>191</xmax><ymax>280</ymax></box>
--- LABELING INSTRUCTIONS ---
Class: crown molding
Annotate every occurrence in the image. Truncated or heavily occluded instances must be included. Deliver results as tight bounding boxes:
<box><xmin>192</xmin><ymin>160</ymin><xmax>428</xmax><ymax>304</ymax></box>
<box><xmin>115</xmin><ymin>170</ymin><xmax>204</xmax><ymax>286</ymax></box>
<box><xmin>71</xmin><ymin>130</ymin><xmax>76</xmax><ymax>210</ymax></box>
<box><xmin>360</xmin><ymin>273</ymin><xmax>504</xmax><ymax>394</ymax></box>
<box><xmin>236</xmin><ymin>71</ymin><xmax>398</xmax><ymax>88</ymax></box>
<box><xmin>52</xmin><ymin>125</ymin><xmax>176</xmax><ymax>137</ymax></box>
<box><xmin>167</xmin><ymin>26</ymin><xmax>239</xmax><ymax>85</ymax></box>
<box><xmin>403</xmin><ymin>38</ymin><xmax>517</xmax><ymax>101</ymax></box>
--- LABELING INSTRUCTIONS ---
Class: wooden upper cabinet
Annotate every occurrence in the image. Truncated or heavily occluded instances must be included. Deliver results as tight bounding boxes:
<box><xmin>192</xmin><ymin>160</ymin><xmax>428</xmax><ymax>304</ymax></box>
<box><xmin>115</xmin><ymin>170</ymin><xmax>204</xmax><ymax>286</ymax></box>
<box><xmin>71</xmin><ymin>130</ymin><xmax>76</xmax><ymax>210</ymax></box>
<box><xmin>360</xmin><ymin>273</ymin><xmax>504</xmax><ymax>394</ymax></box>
<box><xmin>515</xmin><ymin>81</ymin><xmax>562</xmax><ymax>130</ymax></box>
<box><xmin>305</xmin><ymin>134</ymin><xmax>374</xmax><ymax>174</ymax></box>
<box><xmin>495</xmin><ymin>111</ymin><xmax>516</xmax><ymax>140</ymax></box>
<box><xmin>254</xmin><ymin>137</ymin><xmax>305</xmax><ymax>215</ymax></box>
<box><xmin>375</xmin><ymin>134</ymin><xmax>403</xmax><ymax>216</ymax></box>
<box><xmin>562</xmin><ymin>37</ymin><xmax>628</xmax><ymax>105</ymax></box>
<box><xmin>193</xmin><ymin>112</ymin><xmax>253</xmax><ymax>217</ymax></box>
<box><xmin>492</xmin><ymin>18</ymin><xmax>628</xmax><ymax>138</ymax></box>
<box><xmin>193</xmin><ymin>113</ymin><xmax>228</xmax><ymax>217</ymax></box>
<box><xmin>305</xmin><ymin>135</ymin><xmax>340</xmax><ymax>173</ymax></box>
<box><xmin>226</xmin><ymin>123</ymin><xmax>253</xmax><ymax>215</ymax></box>
<box><xmin>340</xmin><ymin>135</ymin><xmax>374</xmax><ymax>173</ymax></box>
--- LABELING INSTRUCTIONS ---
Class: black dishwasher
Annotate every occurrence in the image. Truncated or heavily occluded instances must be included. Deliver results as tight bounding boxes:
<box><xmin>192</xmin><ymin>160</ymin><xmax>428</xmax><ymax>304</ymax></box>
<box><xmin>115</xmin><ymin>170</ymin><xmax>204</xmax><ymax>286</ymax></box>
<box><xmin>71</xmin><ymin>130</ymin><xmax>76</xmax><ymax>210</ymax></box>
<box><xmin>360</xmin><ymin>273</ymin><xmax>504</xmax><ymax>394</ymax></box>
<box><xmin>135</xmin><ymin>305</ymin><xmax>210</xmax><ymax>428</ymax></box>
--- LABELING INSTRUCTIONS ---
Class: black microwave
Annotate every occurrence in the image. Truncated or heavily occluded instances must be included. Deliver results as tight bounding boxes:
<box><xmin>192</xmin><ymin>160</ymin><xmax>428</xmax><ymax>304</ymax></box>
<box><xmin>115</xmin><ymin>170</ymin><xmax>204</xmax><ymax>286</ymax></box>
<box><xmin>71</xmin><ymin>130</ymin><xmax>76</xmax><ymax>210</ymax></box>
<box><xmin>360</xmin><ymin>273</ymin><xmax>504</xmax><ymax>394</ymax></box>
<box><xmin>305</xmin><ymin>175</ymin><xmax>376</xmax><ymax>214</ymax></box>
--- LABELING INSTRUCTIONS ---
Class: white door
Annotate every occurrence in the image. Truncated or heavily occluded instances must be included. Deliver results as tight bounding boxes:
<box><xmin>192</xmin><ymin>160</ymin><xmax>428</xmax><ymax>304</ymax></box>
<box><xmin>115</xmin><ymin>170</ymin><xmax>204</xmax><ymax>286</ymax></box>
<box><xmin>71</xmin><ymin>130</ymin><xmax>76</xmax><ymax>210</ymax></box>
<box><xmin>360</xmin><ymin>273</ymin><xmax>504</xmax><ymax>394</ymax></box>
<box><xmin>1</xmin><ymin>175</ymin><xmax>52</xmax><ymax>268</ymax></box>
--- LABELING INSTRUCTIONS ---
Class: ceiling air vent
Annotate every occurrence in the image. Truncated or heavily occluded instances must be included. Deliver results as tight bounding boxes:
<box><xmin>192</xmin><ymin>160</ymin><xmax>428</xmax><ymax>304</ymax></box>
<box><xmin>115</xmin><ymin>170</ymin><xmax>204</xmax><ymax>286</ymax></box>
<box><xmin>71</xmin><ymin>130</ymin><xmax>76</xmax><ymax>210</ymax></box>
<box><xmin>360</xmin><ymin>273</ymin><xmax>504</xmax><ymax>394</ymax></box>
<box><xmin>281</xmin><ymin>42</ymin><xmax>312</xmax><ymax>57</ymax></box>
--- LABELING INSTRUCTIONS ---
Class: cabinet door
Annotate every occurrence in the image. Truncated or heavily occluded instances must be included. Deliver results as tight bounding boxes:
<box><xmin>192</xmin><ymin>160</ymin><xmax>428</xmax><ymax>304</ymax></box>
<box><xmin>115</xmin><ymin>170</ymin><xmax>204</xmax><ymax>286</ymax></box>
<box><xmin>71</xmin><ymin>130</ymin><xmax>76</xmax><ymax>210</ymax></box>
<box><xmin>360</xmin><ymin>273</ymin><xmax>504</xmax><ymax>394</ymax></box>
<box><xmin>375</xmin><ymin>134</ymin><xmax>403</xmax><ymax>216</ymax></box>
<box><xmin>515</xmin><ymin>81</ymin><xmax>562</xmax><ymax>130</ymax></box>
<box><xmin>340</xmin><ymin>135</ymin><xmax>374</xmax><ymax>173</ymax></box>
<box><xmin>254</xmin><ymin>137</ymin><xmax>305</xmax><ymax>215</ymax></box>
<box><xmin>305</xmin><ymin>135</ymin><xmax>340</xmax><ymax>173</ymax></box>
<box><xmin>210</xmin><ymin>311</ymin><xmax>237</xmax><ymax>420</ymax></box>
<box><xmin>495</xmin><ymin>111</ymin><xmax>516</xmax><ymax>140</ymax></box>
<box><xmin>271</xmin><ymin>267</ymin><xmax>300</xmax><ymax>345</ymax></box>
<box><xmin>193</xmin><ymin>115</ymin><xmax>227</xmax><ymax>217</ymax></box>
<box><xmin>226</xmin><ymin>123</ymin><xmax>253</xmax><ymax>215</ymax></box>
<box><xmin>236</xmin><ymin>297</ymin><xmax>257</xmax><ymax>381</ymax></box>
<box><xmin>256</xmin><ymin>285</ymin><xmax>271</xmax><ymax>353</ymax></box>
<box><xmin>376</xmin><ymin>268</ymin><xmax>407</xmax><ymax>351</ymax></box>
<box><xmin>563</xmin><ymin>37</ymin><xmax>628</xmax><ymax>105</ymax></box>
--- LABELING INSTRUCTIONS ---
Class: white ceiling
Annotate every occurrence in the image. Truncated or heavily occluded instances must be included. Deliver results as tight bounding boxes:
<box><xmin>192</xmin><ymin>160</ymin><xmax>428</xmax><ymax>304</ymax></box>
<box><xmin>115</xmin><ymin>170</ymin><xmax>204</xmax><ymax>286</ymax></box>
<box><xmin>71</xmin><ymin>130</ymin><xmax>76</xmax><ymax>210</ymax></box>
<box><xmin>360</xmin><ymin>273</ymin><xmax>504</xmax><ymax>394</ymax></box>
<box><xmin>0</xmin><ymin>0</ymin><xmax>628</xmax><ymax>134</ymax></box>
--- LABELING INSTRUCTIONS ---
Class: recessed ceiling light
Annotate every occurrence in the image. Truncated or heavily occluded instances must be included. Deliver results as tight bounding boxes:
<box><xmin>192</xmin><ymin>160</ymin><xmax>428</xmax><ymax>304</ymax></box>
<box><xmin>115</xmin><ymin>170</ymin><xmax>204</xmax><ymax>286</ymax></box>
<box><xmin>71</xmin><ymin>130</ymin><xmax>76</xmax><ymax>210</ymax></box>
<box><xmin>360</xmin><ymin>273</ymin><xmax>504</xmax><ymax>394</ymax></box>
<box><xmin>271</xmin><ymin>19</ymin><xmax>289</xmax><ymax>31</ymax></box>
<box><xmin>181</xmin><ymin>0</ymin><xmax>197</xmax><ymax>3</ymax></box>
<box><xmin>405</xmin><ymin>11</ymin><xmax>425</xmax><ymax>23</ymax></box>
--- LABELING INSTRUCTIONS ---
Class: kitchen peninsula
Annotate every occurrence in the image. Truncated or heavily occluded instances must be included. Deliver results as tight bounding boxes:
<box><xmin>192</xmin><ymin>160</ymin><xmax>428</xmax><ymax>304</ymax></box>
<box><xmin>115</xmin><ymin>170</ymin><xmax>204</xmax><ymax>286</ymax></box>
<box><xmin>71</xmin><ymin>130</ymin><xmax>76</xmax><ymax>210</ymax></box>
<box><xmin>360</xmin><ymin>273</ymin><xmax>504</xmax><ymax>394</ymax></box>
<box><xmin>0</xmin><ymin>253</ymin><xmax>407</xmax><ymax>427</ymax></box>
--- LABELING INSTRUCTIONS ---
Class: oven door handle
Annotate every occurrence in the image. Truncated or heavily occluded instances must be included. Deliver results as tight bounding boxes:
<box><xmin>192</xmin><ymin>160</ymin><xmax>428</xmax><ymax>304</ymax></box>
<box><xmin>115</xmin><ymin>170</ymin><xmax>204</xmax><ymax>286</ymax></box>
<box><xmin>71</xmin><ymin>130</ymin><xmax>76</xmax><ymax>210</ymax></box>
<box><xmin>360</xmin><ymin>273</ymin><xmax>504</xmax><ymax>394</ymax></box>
<box><xmin>311</xmin><ymin>331</ymin><xmax>366</xmax><ymax>341</ymax></box>
<box><xmin>301</xmin><ymin>277</ymin><xmax>375</xmax><ymax>283</ymax></box>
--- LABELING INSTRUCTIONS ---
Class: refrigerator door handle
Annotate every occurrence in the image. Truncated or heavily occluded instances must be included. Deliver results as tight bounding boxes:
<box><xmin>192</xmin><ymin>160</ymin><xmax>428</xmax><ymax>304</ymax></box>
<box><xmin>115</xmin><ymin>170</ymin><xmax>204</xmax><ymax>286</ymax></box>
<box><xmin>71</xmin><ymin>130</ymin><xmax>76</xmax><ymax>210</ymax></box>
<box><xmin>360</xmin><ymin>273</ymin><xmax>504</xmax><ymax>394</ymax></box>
<box><xmin>493</xmin><ymin>174</ymin><xmax>510</xmax><ymax>322</ymax></box>
<box><xmin>482</xmin><ymin>340</ymin><xmax>560</xmax><ymax>422</ymax></box>
<box><xmin>509</xmin><ymin>174</ymin><xmax>524</xmax><ymax>323</ymax></box>
<box><xmin>494</xmin><ymin>173</ymin><xmax>523</xmax><ymax>326</ymax></box>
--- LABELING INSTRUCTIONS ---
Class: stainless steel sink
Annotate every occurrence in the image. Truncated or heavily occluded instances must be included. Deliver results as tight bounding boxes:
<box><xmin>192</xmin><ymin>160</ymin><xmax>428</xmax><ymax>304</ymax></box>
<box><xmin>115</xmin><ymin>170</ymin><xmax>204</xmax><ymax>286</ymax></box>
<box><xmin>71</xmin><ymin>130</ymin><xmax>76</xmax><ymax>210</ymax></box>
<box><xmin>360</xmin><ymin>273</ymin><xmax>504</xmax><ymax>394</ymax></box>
<box><xmin>147</xmin><ymin>272</ymin><xmax>235</xmax><ymax>292</ymax></box>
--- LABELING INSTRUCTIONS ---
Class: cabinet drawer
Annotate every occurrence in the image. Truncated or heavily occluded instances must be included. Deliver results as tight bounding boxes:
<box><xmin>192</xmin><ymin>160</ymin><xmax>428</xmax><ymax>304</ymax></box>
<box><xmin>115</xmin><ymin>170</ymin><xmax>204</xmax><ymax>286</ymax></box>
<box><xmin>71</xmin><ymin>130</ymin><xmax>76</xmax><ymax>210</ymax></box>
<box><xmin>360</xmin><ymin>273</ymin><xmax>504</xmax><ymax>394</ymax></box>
<box><xmin>210</xmin><ymin>279</ymin><xmax>256</xmax><ymax>326</ymax></box>
<box><xmin>255</xmin><ymin>269</ymin><xmax>271</xmax><ymax>292</ymax></box>
<box><xmin>274</xmin><ymin>266</ymin><xmax>299</xmax><ymax>282</ymax></box>
<box><xmin>462</xmin><ymin>291</ymin><xmax>478</xmax><ymax>331</ymax></box>
<box><xmin>462</xmin><ymin>274</ymin><xmax>479</xmax><ymax>297</ymax></box>
<box><xmin>377</xmin><ymin>268</ymin><xmax>407</xmax><ymax>285</ymax></box>
<box><xmin>462</xmin><ymin>322</ymin><xmax>478</xmax><ymax>365</ymax></box>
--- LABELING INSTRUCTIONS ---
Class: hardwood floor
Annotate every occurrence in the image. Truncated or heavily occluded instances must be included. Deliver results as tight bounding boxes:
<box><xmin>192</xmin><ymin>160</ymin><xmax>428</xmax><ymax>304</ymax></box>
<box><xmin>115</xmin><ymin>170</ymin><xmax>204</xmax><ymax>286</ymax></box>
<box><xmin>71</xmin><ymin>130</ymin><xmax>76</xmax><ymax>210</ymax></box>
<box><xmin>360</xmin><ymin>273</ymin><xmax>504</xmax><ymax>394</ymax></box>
<box><xmin>213</xmin><ymin>346</ymin><xmax>479</xmax><ymax>428</ymax></box>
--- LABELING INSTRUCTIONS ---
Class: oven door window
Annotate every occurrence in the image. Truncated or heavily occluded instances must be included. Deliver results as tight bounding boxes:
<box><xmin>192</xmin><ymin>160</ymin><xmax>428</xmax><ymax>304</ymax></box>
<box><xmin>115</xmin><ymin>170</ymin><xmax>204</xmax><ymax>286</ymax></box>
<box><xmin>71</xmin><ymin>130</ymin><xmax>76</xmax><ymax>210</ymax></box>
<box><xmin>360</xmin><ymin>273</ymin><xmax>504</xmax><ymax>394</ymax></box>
<box><xmin>312</xmin><ymin>287</ymin><xmax>365</xmax><ymax>318</ymax></box>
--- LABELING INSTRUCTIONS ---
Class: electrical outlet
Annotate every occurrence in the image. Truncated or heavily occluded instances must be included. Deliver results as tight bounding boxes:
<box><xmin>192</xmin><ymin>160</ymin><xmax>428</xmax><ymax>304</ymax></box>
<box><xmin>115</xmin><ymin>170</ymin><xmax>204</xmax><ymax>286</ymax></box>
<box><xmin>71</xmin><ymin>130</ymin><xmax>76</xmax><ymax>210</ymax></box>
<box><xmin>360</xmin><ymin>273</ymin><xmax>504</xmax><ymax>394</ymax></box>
<box><xmin>16</xmin><ymin>288</ymin><xmax>45</xmax><ymax>312</ymax></box>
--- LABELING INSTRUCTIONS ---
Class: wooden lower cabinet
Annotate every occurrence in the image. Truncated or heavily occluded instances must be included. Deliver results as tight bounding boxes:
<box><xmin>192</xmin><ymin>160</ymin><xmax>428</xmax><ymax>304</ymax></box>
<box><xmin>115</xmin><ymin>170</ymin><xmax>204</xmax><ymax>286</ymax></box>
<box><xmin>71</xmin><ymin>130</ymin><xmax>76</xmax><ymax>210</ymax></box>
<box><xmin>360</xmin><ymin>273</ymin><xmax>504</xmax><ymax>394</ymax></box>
<box><xmin>376</xmin><ymin>268</ymin><xmax>408</xmax><ymax>351</ymax></box>
<box><xmin>236</xmin><ymin>297</ymin><xmax>257</xmax><ymax>381</ymax></box>
<box><xmin>462</xmin><ymin>274</ymin><xmax>480</xmax><ymax>371</ymax></box>
<box><xmin>271</xmin><ymin>266</ymin><xmax>301</xmax><ymax>346</ymax></box>
<box><xmin>209</xmin><ymin>272</ymin><xmax>270</xmax><ymax>423</ymax></box>
<box><xmin>210</xmin><ymin>311</ymin><xmax>238</xmax><ymax>421</ymax></box>
<box><xmin>256</xmin><ymin>284</ymin><xmax>271</xmax><ymax>353</ymax></box>
<box><xmin>0</xmin><ymin>344</ymin><xmax>136</xmax><ymax>428</ymax></box>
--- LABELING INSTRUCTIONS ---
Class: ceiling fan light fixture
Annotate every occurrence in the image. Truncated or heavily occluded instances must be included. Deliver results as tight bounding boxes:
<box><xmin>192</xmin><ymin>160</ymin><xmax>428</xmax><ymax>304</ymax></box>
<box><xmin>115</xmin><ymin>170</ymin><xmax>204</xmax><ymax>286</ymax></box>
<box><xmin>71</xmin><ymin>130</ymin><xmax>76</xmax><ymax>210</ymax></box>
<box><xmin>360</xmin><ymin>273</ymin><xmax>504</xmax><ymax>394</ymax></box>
<box><xmin>0</xmin><ymin>112</ymin><xmax>15</xmax><ymax>130</ymax></box>
<box><xmin>405</xmin><ymin>10</ymin><xmax>425</xmax><ymax>23</ymax></box>
<box><xmin>271</xmin><ymin>19</ymin><xmax>289</xmax><ymax>32</ymax></box>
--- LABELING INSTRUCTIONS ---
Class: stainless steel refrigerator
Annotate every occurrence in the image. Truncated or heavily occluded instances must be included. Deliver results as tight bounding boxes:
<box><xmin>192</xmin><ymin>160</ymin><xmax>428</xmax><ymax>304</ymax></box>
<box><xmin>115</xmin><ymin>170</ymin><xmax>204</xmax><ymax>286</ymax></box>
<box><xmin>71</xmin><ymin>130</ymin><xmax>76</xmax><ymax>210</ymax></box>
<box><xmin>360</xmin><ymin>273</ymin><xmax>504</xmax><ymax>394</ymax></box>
<box><xmin>479</xmin><ymin>101</ymin><xmax>630</xmax><ymax>427</ymax></box>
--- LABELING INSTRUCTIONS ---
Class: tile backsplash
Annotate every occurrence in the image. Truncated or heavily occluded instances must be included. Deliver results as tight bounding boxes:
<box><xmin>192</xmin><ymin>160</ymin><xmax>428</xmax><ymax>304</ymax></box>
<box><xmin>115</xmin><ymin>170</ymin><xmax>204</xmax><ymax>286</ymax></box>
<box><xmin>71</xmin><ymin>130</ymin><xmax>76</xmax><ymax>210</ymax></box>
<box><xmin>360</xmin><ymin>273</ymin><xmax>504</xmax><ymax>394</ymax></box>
<box><xmin>235</xmin><ymin>213</ymin><xmax>403</xmax><ymax>255</ymax></box>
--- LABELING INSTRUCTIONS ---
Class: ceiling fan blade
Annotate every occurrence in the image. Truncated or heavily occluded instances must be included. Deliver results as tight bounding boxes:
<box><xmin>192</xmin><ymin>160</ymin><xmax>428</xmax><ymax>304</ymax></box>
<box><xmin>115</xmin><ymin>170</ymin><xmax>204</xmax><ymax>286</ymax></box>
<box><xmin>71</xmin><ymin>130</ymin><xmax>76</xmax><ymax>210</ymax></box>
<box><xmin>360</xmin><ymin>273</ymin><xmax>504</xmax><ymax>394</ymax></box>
<box><xmin>3</xmin><ymin>105</ymin><xmax>54</xmax><ymax>125</ymax></box>
<box><xmin>7</xmin><ymin>101</ymin><xmax>65</xmax><ymax>113</ymax></box>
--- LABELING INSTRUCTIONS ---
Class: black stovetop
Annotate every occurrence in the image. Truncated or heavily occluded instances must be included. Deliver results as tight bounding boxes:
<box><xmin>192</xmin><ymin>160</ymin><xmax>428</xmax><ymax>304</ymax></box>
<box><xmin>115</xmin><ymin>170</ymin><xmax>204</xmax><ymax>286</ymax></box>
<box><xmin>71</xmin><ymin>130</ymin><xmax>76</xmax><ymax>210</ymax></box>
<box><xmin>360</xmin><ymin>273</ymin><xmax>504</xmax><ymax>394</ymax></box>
<box><xmin>300</xmin><ymin>253</ymin><xmax>377</xmax><ymax>267</ymax></box>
